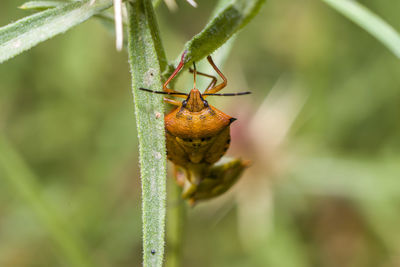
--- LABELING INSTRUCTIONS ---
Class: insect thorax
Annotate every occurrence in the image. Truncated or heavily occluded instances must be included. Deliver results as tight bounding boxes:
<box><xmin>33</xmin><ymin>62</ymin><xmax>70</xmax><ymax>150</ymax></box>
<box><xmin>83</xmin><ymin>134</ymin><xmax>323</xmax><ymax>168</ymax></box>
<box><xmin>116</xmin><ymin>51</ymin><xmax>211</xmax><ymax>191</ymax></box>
<box><xmin>165</xmin><ymin>105</ymin><xmax>232</xmax><ymax>139</ymax></box>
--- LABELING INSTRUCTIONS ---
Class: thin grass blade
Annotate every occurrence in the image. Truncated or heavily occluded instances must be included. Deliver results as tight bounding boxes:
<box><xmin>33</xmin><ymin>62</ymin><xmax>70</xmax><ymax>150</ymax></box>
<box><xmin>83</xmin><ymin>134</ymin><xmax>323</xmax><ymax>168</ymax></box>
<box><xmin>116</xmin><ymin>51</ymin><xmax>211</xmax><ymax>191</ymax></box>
<box><xmin>0</xmin><ymin>135</ymin><xmax>92</xmax><ymax>267</ymax></box>
<box><xmin>322</xmin><ymin>0</ymin><xmax>400</xmax><ymax>58</ymax></box>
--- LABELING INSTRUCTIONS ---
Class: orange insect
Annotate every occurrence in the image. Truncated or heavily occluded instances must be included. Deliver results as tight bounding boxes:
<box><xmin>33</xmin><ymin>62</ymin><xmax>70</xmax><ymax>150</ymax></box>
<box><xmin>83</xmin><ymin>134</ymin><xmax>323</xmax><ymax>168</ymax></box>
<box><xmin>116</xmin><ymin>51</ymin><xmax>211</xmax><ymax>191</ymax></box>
<box><xmin>140</xmin><ymin>52</ymin><xmax>250</xmax><ymax>203</ymax></box>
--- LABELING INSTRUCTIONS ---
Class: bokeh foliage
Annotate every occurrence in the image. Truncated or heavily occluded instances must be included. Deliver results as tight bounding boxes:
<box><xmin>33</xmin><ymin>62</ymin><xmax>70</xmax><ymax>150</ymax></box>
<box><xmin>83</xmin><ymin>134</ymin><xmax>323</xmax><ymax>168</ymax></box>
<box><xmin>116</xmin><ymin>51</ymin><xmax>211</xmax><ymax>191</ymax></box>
<box><xmin>1</xmin><ymin>0</ymin><xmax>400</xmax><ymax>266</ymax></box>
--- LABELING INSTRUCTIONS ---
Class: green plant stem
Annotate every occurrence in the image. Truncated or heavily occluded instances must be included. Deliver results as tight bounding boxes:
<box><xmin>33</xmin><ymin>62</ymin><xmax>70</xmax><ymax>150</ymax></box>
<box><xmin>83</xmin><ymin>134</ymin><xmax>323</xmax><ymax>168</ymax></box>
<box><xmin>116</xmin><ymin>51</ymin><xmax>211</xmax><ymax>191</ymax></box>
<box><xmin>166</xmin><ymin>177</ymin><xmax>186</xmax><ymax>267</ymax></box>
<box><xmin>0</xmin><ymin>134</ymin><xmax>92</xmax><ymax>267</ymax></box>
<box><xmin>126</xmin><ymin>0</ymin><xmax>168</xmax><ymax>266</ymax></box>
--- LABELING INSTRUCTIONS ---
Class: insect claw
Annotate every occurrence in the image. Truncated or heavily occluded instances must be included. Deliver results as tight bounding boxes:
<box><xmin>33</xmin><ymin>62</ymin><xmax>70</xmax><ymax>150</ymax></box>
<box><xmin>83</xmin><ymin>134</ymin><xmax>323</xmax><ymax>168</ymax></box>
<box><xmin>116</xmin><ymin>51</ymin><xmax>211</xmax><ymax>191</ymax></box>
<box><xmin>188</xmin><ymin>198</ymin><xmax>197</xmax><ymax>207</ymax></box>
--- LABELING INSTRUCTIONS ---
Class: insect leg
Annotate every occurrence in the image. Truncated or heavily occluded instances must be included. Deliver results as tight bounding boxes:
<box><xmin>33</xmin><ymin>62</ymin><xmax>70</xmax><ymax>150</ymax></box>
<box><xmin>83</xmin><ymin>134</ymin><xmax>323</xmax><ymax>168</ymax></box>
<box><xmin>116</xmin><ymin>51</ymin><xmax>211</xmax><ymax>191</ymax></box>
<box><xmin>189</xmin><ymin>68</ymin><xmax>217</xmax><ymax>91</ymax></box>
<box><xmin>163</xmin><ymin>51</ymin><xmax>187</xmax><ymax>98</ymax></box>
<box><xmin>173</xmin><ymin>165</ymin><xmax>186</xmax><ymax>187</ymax></box>
<box><xmin>181</xmin><ymin>180</ymin><xmax>197</xmax><ymax>200</ymax></box>
<box><xmin>173</xmin><ymin>165</ymin><xmax>196</xmax><ymax>200</ymax></box>
<box><xmin>203</xmin><ymin>55</ymin><xmax>227</xmax><ymax>97</ymax></box>
<box><xmin>164</xmin><ymin>97</ymin><xmax>181</xmax><ymax>106</ymax></box>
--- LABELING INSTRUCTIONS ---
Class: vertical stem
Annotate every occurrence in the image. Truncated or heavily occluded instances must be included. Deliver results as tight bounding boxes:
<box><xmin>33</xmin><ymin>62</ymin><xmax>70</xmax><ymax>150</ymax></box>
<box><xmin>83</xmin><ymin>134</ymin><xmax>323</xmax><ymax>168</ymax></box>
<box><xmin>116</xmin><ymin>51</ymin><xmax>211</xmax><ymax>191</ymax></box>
<box><xmin>166</xmin><ymin>178</ymin><xmax>186</xmax><ymax>267</ymax></box>
<box><xmin>126</xmin><ymin>0</ymin><xmax>168</xmax><ymax>266</ymax></box>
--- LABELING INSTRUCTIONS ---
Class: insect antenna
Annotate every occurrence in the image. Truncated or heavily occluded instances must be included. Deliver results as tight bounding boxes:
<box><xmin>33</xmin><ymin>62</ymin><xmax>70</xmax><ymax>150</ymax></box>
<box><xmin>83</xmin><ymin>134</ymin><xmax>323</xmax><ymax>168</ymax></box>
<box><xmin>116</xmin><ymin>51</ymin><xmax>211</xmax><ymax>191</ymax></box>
<box><xmin>139</xmin><ymin>87</ymin><xmax>188</xmax><ymax>96</ymax></box>
<box><xmin>202</xmin><ymin>91</ymin><xmax>252</xmax><ymax>96</ymax></box>
<box><xmin>193</xmin><ymin>61</ymin><xmax>197</xmax><ymax>89</ymax></box>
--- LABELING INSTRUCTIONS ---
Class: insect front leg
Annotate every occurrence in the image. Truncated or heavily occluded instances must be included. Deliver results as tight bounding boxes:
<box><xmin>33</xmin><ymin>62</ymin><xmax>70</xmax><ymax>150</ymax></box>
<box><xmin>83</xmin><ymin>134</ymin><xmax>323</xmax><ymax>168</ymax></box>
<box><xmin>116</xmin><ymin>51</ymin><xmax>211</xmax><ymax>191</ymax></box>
<box><xmin>203</xmin><ymin>55</ymin><xmax>227</xmax><ymax>97</ymax></box>
<box><xmin>164</xmin><ymin>97</ymin><xmax>181</xmax><ymax>106</ymax></box>
<box><xmin>162</xmin><ymin>51</ymin><xmax>187</xmax><ymax>98</ymax></box>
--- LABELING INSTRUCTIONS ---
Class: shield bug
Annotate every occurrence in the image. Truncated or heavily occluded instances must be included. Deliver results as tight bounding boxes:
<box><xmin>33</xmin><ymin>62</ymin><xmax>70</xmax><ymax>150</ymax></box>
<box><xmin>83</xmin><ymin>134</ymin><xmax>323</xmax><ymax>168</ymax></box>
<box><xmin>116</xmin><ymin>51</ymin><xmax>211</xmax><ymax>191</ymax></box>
<box><xmin>139</xmin><ymin>52</ymin><xmax>250</xmax><ymax>202</ymax></box>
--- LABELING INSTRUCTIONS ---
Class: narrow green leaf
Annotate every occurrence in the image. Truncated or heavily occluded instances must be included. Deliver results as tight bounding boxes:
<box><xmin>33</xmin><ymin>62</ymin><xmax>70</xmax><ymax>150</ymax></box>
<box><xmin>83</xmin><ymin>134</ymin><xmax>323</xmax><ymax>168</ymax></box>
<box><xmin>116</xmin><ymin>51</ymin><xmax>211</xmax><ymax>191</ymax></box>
<box><xmin>20</xmin><ymin>0</ymin><xmax>163</xmax><ymax>11</ymax></box>
<box><xmin>0</xmin><ymin>0</ymin><xmax>112</xmax><ymax>63</ymax></box>
<box><xmin>19</xmin><ymin>1</ymin><xmax>131</xmax><ymax>48</ymax></box>
<box><xmin>0</xmin><ymin>135</ymin><xmax>92</xmax><ymax>267</ymax></box>
<box><xmin>19</xmin><ymin>1</ymin><xmax>66</xmax><ymax>10</ymax></box>
<box><xmin>172</xmin><ymin>0</ymin><xmax>265</xmax><ymax>70</ymax></box>
<box><xmin>18</xmin><ymin>1</ymin><xmax>125</xmax><ymax>27</ymax></box>
<box><xmin>322</xmin><ymin>0</ymin><xmax>400</xmax><ymax>58</ymax></box>
<box><xmin>126</xmin><ymin>0</ymin><xmax>167</xmax><ymax>266</ymax></box>
<box><xmin>186</xmin><ymin>0</ymin><xmax>238</xmax><ymax>90</ymax></box>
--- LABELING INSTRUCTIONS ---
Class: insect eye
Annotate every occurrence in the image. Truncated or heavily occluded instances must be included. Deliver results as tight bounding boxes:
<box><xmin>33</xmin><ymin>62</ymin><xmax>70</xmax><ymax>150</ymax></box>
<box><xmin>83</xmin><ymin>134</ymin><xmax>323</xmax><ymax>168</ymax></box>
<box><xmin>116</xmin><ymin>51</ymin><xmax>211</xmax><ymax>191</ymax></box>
<box><xmin>182</xmin><ymin>100</ymin><xmax>188</xmax><ymax>107</ymax></box>
<box><xmin>203</xmin><ymin>100</ymin><xmax>209</xmax><ymax>107</ymax></box>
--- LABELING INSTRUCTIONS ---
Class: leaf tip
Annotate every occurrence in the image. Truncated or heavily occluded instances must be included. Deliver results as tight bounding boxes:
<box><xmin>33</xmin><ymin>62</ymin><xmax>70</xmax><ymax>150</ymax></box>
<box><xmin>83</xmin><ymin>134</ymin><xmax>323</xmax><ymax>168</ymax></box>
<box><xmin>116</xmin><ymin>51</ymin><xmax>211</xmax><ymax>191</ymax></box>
<box><xmin>18</xmin><ymin>4</ymin><xmax>28</xmax><ymax>10</ymax></box>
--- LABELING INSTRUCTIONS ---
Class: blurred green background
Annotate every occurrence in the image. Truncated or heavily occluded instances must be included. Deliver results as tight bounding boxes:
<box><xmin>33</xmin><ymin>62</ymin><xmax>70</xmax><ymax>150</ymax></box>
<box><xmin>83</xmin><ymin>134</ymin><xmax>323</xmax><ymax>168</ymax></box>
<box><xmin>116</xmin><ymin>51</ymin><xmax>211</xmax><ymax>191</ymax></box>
<box><xmin>1</xmin><ymin>0</ymin><xmax>400</xmax><ymax>266</ymax></box>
